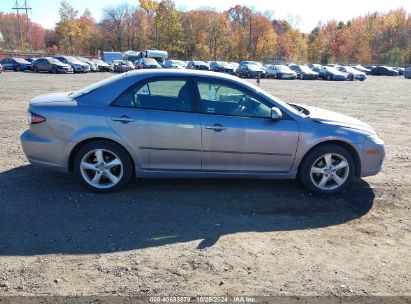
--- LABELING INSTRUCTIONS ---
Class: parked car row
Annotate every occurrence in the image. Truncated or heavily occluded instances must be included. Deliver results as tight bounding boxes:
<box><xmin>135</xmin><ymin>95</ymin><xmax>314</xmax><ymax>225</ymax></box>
<box><xmin>0</xmin><ymin>56</ymin><xmax>112</xmax><ymax>74</ymax></box>
<box><xmin>0</xmin><ymin>56</ymin><xmax>409</xmax><ymax>80</ymax></box>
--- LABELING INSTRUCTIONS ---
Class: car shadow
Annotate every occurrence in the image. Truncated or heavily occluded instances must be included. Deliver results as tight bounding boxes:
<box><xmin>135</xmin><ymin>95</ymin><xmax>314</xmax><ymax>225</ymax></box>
<box><xmin>0</xmin><ymin>165</ymin><xmax>375</xmax><ymax>255</ymax></box>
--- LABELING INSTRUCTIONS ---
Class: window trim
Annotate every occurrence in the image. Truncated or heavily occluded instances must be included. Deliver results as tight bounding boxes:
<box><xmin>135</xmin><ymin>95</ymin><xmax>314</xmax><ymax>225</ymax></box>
<box><xmin>110</xmin><ymin>76</ymin><xmax>197</xmax><ymax>113</ymax></box>
<box><xmin>192</xmin><ymin>76</ymin><xmax>290</xmax><ymax>120</ymax></box>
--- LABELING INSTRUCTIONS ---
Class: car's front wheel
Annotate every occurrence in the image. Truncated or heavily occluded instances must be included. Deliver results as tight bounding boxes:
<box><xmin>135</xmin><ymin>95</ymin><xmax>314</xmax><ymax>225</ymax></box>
<box><xmin>299</xmin><ymin>144</ymin><xmax>355</xmax><ymax>194</ymax></box>
<box><xmin>74</xmin><ymin>140</ymin><xmax>133</xmax><ymax>192</ymax></box>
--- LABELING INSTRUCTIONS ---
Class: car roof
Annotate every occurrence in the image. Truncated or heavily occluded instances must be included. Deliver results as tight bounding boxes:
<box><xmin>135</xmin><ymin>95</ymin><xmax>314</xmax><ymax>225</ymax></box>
<box><xmin>123</xmin><ymin>69</ymin><xmax>239</xmax><ymax>80</ymax></box>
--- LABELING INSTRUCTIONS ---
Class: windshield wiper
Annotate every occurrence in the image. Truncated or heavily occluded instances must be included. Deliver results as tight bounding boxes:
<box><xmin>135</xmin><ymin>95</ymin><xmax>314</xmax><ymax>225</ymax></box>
<box><xmin>288</xmin><ymin>103</ymin><xmax>310</xmax><ymax>115</ymax></box>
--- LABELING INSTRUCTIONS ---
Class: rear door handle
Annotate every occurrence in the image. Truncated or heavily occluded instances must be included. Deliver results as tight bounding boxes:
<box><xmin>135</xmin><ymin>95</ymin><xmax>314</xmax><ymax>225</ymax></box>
<box><xmin>205</xmin><ymin>124</ymin><xmax>227</xmax><ymax>132</ymax></box>
<box><xmin>111</xmin><ymin>115</ymin><xmax>135</xmax><ymax>123</ymax></box>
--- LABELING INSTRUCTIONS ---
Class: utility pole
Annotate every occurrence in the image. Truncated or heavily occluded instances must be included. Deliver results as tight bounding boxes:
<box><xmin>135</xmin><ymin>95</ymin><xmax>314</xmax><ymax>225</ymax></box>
<box><xmin>12</xmin><ymin>0</ymin><xmax>32</xmax><ymax>51</ymax></box>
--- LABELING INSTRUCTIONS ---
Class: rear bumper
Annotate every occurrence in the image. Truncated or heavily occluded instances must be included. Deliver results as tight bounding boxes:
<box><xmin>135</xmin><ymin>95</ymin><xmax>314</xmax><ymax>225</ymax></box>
<box><xmin>20</xmin><ymin>130</ymin><xmax>69</xmax><ymax>172</ymax></box>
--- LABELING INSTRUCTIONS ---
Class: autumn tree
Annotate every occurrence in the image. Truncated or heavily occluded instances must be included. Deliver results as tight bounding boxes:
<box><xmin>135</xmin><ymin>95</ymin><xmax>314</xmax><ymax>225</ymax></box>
<box><xmin>55</xmin><ymin>0</ymin><xmax>81</xmax><ymax>54</ymax></box>
<box><xmin>0</xmin><ymin>12</ymin><xmax>46</xmax><ymax>51</ymax></box>
<box><xmin>155</xmin><ymin>0</ymin><xmax>184</xmax><ymax>57</ymax></box>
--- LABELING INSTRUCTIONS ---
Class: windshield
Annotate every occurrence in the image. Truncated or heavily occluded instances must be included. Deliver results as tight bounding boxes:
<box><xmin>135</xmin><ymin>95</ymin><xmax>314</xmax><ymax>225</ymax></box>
<box><xmin>219</xmin><ymin>62</ymin><xmax>232</xmax><ymax>68</ymax></box>
<box><xmin>276</xmin><ymin>65</ymin><xmax>292</xmax><ymax>72</ymax></box>
<box><xmin>143</xmin><ymin>58</ymin><xmax>157</xmax><ymax>65</ymax></box>
<box><xmin>230</xmin><ymin>62</ymin><xmax>239</xmax><ymax>68</ymax></box>
<box><xmin>343</xmin><ymin>67</ymin><xmax>358</xmax><ymax>73</ymax></box>
<box><xmin>70</xmin><ymin>74</ymin><xmax>125</xmax><ymax>99</ymax></box>
<box><xmin>14</xmin><ymin>58</ymin><xmax>30</xmax><ymax>64</ymax></box>
<box><xmin>65</xmin><ymin>56</ymin><xmax>82</xmax><ymax>63</ymax></box>
<box><xmin>300</xmin><ymin>66</ymin><xmax>314</xmax><ymax>73</ymax></box>
<box><xmin>48</xmin><ymin>58</ymin><xmax>63</xmax><ymax>64</ymax></box>
<box><xmin>247</xmin><ymin>64</ymin><xmax>261</xmax><ymax>71</ymax></box>
<box><xmin>78</xmin><ymin>57</ymin><xmax>91</xmax><ymax>63</ymax></box>
<box><xmin>326</xmin><ymin>67</ymin><xmax>341</xmax><ymax>73</ymax></box>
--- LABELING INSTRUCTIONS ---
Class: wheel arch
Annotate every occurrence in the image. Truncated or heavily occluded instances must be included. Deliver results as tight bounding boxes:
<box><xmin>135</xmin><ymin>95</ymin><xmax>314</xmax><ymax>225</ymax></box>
<box><xmin>298</xmin><ymin>140</ymin><xmax>361</xmax><ymax>177</ymax></box>
<box><xmin>68</xmin><ymin>137</ymin><xmax>136</xmax><ymax>174</ymax></box>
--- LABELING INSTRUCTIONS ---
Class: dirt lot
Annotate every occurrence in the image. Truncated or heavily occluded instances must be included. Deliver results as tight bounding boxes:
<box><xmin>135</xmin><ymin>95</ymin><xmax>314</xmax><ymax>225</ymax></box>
<box><xmin>0</xmin><ymin>72</ymin><xmax>410</xmax><ymax>298</ymax></box>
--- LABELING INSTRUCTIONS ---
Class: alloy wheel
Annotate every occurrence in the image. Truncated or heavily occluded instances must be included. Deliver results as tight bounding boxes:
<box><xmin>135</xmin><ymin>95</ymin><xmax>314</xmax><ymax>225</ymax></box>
<box><xmin>80</xmin><ymin>149</ymin><xmax>123</xmax><ymax>189</ymax></box>
<box><xmin>310</xmin><ymin>153</ymin><xmax>350</xmax><ymax>190</ymax></box>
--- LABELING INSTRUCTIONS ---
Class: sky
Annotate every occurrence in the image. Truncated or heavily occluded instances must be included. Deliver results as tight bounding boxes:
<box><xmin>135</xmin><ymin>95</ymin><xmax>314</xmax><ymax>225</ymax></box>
<box><xmin>1</xmin><ymin>0</ymin><xmax>410</xmax><ymax>33</ymax></box>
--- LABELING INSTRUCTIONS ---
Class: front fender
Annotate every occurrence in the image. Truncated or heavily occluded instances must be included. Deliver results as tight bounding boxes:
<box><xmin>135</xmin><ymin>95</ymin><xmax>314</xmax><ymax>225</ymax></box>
<box><xmin>291</xmin><ymin>123</ymin><xmax>368</xmax><ymax>175</ymax></box>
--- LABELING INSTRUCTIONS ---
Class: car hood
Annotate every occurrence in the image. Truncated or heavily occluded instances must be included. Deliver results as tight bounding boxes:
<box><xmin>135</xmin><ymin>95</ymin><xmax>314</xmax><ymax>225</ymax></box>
<box><xmin>303</xmin><ymin>105</ymin><xmax>376</xmax><ymax>134</ymax></box>
<box><xmin>30</xmin><ymin>92</ymin><xmax>76</xmax><ymax>106</ymax></box>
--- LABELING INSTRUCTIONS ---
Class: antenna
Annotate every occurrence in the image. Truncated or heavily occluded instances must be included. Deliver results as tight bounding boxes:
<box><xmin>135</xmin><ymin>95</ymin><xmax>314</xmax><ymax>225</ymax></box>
<box><xmin>12</xmin><ymin>0</ymin><xmax>32</xmax><ymax>51</ymax></box>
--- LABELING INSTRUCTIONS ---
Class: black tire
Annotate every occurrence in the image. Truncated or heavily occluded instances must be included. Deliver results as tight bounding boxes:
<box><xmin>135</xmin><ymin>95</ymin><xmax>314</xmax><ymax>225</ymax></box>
<box><xmin>348</xmin><ymin>74</ymin><xmax>354</xmax><ymax>81</ymax></box>
<box><xmin>33</xmin><ymin>66</ymin><xmax>39</xmax><ymax>73</ymax></box>
<box><xmin>52</xmin><ymin>67</ymin><xmax>57</xmax><ymax>74</ymax></box>
<box><xmin>327</xmin><ymin>74</ymin><xmax>332</xmax><ymax>81</ymax></box>
<box><xmin>15</xmin><ymin>66</ymin><xmax>21</xmax><ymax>72</ymax></box>
<box><xmin>299</xmin><ymin>74</ymin><xmax>304</xmax><ymax>80</ymax></box>
<box><xmin>299</xmin><ymin>144</ymin><xmax>355</xmax><ymax>194</ymax></box>
<box><xmin>73</xmin><ymin>140</ymin><xmax>133</xmax><ymax>193</ymax></box>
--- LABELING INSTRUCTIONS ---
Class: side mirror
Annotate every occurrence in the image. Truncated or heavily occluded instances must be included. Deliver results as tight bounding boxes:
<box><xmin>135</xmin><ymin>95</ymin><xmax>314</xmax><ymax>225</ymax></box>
<box><xmin>271</xmin><ymin>107</ymin><xmax>282</xmax><ymax>120</ymax></box>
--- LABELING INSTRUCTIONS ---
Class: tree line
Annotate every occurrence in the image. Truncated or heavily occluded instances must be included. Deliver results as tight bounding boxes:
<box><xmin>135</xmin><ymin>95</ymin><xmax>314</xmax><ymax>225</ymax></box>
<box><xmin>0</xmin><ymin>0</ymin><xmax>410</xmax><ymax>65</ymax></box>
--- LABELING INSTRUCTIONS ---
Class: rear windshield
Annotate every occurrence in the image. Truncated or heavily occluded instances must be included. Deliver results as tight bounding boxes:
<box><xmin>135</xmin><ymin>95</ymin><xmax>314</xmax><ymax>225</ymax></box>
<box><xmin>70</xmin><ymin>74</ymin><xmax>125</xmax><ymax>99</ymax></box>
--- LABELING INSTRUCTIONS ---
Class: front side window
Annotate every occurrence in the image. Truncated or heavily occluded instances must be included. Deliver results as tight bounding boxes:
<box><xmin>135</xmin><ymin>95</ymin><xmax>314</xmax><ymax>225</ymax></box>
<box><xmin>112</xmin><ymin>78</ymin><xmax>193</xmax><ymax>112</ymax></box>
<box><xmin>196</xmin><ymin>81</ymin><xmax>272</xmax><ymax>118</ymax></box>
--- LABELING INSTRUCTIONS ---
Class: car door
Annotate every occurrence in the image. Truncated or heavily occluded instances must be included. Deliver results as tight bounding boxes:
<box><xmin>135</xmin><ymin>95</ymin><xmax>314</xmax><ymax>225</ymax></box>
<box><xmin>108</xmin><ymin>76</ymin><xmax>202</xmax><ymax>170</ymax></box>
<box><xmin>2</xmin><ymin>59</ymin><xmax>12</xmax><ymax>70</ymax></box>
<box><xmin>194</xmin><ymin>78</ymin><xmax>299</xmax><ymax>172</ymax></box>
<box><xmin>38</xmin><ymin>59</ymin><xmax>46</xmax><ymax>71</ymax></box>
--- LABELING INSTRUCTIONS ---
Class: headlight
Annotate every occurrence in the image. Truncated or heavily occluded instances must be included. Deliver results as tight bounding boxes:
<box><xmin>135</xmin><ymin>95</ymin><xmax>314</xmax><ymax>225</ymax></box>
<box><xmin>368</xmin><ymin>134</ymin><xmax>384</xmax><ymax>144</ymax></box>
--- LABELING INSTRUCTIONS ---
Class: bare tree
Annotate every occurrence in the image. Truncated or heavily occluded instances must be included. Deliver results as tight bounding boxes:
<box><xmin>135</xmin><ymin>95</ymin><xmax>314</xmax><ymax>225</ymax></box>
<box><xmin>102</xmin><ymin>4</ymin><xmax>128</xmax><ymax>51</ymax></box>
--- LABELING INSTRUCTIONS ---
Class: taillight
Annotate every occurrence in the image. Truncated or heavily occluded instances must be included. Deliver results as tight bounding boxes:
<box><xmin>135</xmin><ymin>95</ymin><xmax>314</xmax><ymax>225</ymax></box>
<box><xmin>27</xmin><ymin>112</ymin><xmax>46</xmax><ymax>124</ymax></box>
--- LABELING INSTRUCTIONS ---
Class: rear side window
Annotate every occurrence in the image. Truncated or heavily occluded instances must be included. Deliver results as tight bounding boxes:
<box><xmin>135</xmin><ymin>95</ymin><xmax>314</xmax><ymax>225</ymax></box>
<box><xmin>112</xmin><ymin>78</ymin><xmax>193</xmax><ymax>112</ymax></box>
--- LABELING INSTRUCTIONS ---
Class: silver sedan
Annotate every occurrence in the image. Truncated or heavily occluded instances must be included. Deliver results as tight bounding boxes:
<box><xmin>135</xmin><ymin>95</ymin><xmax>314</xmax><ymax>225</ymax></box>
<box><xmin>21</xmin><ymin>70</ymin><xmax>385</xmax><ymax>193</ymax></box>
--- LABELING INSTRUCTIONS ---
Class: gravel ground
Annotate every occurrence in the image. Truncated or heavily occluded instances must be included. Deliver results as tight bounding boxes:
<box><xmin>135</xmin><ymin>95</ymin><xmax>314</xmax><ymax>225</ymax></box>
<box><xmin>0</xmin><ymin>72</ymin><xmax>410</xmax><ymax>297</ymax></box>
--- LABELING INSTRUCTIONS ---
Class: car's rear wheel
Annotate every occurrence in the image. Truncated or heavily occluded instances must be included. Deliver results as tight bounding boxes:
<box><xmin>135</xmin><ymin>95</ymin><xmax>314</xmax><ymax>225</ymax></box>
<box><xmin>74</xmin><ymin>140</ymin><xmax>133</xmax><ymax>192</ymax></box>
<box><xmin>348</xmin><ymin>74</ymin><xmax>354</xmax><ymax>81</ymax></box>
<box><xmin>299</xmin><ymin>144</ymin><xmax>355</xmax><ymax>194</ymax></box>
<box><xmin>52</xmin><ymin>67</ymin><xmax>57</xmax><ymax>74</ymax></box>
<box><xmin>299</xmin><ymin>74</ymin><xmax>304</xmax><ymax>80</ymax></box>
<box><xmin>33</xmin><ymin>66</ymin><xmax>39</xmax><ymax>73</ymax></box>
<box><xmin>15</xmin><ymin>66</ymin><xmax>21</xmax><ymax>72</ymax></box>
<box><xmin>327</xmin><ymin>74</ymin><xmax>332</xmax><ymax>81</ymax></box>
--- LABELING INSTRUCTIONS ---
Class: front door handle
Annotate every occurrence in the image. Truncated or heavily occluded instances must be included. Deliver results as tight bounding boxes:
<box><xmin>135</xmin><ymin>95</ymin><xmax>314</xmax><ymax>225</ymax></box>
<box><xmin>111</xmin><ymin>115</ymin><xmax>135</xmax><ymax>123</ymax></box>
<box><xmin>205</xmin><ymin>123</ymin><xmax>227</xmax><ymax>132</ymax></box>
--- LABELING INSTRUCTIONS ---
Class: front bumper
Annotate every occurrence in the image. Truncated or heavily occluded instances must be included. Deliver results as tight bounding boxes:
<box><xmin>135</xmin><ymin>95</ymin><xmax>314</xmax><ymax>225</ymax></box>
<box><xmin>280</xmin><ymin>73</ymin><xmax>297</xmax><ymax>79</ymax></box>
<box><xmin>303</xmin><ymin>74</ymin><xmax>319</xmax><ymax>80</ymax></box>
<box><xmin>57</xmin><ymin>66</ymin><xmax>73</xmax><ymax>73</ymax></box>
<box><xmin>73</xmin><ymin>65</ymin><xmax>90</xmax><ymax>72</ymax></box>
<box><xmin>357</xmin><ymin>139</ymin><xmax>385</xmax><ymax>177</ymax></box>
<box><xmin>355</xmin><ymin>74</ymin><xmax>366</xmax><ymax>80</ymax></box>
